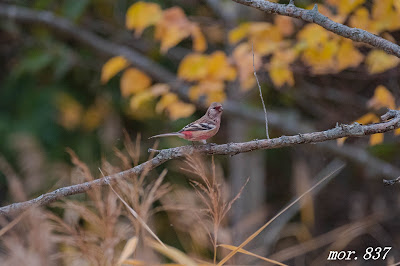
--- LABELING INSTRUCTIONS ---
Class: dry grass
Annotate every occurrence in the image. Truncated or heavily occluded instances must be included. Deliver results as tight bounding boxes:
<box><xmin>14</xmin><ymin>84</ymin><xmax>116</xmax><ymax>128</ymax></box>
<box><xmin>181</xmin><ymin>155</ymin><xmax>249</xmax><ymax>264</ymax></box>
<box><xmin>0</xmin><ymin>134</ymin><xmax>384</xmax><ymax>265</ymax></box>
<box><xmin>0</xmin><ymin>133</ymin><xmax>172</xmax><ymax>265</ymax></box>
<box><xmin>0</xmin><ymin>153</ymin><xmax>55</xmax><ymax>265</ymax></box>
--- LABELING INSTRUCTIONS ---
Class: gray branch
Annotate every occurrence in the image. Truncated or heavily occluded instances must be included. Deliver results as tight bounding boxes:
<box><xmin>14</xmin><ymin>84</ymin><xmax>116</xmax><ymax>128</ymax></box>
<box><xmin>1</xmin><ymin>110</ymin><xmax>400</xmax><ymax>216</ymax></box>
<box><xmin>230</xmin><ymin>0</ymin><xmax>400</xmax><ymax>58</ymax></box>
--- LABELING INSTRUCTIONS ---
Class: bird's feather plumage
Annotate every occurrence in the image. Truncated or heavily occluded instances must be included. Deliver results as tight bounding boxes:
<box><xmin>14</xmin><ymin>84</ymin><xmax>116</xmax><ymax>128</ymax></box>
<box><xmin>148</xmin><ymin>102</ymin><xmax>223</xmax><ymax>143</ymax></box>
<box><xmin>148</xmin><ymin>132</ymin><xmax>184</xmax><ymax>139</ymax></box>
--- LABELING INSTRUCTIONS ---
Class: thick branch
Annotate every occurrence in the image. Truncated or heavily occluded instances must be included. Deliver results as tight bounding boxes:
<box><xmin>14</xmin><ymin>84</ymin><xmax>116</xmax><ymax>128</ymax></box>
<box><xmin>231</xmin><ymin>0</ymin><xmax>400</xmax><ymax>58</ymax></box>
<box><xmin>1</xmin><ymin>110</ymin><xmax>400</xmax><ymax>216</ymax></box>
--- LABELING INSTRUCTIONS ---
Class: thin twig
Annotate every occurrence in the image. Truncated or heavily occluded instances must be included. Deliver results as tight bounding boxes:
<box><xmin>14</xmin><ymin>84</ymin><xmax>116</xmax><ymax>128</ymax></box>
<box><xmin>252</xmin><ymin>43</ymin><xmax>270</xmax><ymax>139</ymax></box>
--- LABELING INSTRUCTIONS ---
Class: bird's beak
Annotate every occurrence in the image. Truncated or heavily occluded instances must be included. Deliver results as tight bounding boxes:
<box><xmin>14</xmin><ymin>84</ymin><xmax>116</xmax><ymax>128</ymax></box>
<box><xmin>216</xmin><ymin>106</ymin><xmax>223</xmax><ymax>112</ymax></box>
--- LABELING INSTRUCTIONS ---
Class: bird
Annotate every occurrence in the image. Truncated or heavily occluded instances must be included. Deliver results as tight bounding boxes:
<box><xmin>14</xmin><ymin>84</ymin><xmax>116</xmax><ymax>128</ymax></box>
<box><xmin>149</xmin><ymin>102</ymin><xmax>223</xmax><ymax>144</ymax></box>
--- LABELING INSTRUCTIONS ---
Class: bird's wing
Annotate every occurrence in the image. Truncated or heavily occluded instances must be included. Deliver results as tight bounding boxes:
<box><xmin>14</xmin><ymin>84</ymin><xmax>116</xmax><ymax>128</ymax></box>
<box><xmin>178</xmin><ymin>122</ymin><xmax>216</xmax><ymax>132</ymax></box>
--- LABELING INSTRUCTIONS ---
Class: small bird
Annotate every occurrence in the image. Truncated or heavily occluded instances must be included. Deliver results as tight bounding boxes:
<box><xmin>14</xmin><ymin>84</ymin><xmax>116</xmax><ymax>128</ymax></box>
<box><xmin>149</xmin><ymin>102</ymin><xmax>223</xmax><ymax>144</ymax></box>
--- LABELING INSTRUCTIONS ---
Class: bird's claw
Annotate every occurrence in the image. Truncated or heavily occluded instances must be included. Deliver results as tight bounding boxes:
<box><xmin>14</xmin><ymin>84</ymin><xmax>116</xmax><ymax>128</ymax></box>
<box><xmin>206</xmin><ymin>143</ymin><xmax>217</xmax><ymax>148</ymax></box>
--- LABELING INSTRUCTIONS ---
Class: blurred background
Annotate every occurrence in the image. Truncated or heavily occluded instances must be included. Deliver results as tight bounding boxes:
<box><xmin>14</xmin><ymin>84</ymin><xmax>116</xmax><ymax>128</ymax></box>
<box><xmin>1</xmin><ymin>0</ymin><xmax>400</xmax><ymax>265</ymax></box>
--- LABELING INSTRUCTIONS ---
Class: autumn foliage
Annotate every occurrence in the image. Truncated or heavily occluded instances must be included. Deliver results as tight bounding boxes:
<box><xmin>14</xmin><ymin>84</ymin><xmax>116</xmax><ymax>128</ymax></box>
<box><xmin>100</xmin><ymin>0</ymin><xmax>400</xmax><ymax>134</ymax></box>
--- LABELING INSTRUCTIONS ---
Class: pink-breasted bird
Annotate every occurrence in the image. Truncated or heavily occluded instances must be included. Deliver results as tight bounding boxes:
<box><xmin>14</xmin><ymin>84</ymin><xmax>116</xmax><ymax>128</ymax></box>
<box><xmin>149</xmin><ymin>102</ymin><xmax>223</xmax><ymax>144</ymax></box>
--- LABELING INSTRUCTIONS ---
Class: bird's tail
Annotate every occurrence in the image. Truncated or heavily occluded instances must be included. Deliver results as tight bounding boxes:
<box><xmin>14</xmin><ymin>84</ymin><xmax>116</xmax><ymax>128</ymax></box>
<box><xmin>148</xmin><ymin>133</ymin><xmax>184</xmax><ymax>139</ymax></box>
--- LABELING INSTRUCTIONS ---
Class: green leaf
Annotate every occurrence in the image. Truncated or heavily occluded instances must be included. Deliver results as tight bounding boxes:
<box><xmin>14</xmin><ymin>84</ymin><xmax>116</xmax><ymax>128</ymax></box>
<box><xmin>13</xmin><ymin>49</ymin><xmax>54</xmax><ymax>76</ymax></box>
<box><xmin>34</xmin><ymin>0</ymin><xmax>53</xmax><ymax>10</ymax></box>
<box><xmin>61</xmin><ymin>0</ymin><xmax>90</xmax><ymax>21</ymax></box>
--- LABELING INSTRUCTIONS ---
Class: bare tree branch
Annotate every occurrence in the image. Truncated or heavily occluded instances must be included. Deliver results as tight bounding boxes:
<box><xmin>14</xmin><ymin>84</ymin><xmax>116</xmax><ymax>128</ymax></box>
<box><xmin>204</xmin><ymin>0</ymin><xmax>237</xmax><ymax>25</ymax></box>
<box><xmin>230</xmin><ymin>0</ymin><xmax>400</xmax><ymax>58</ymax></box>
<box><xmin>1</xmin><ymin>109</ymin><xmax>400</xmax><ymax>216</ymax></box>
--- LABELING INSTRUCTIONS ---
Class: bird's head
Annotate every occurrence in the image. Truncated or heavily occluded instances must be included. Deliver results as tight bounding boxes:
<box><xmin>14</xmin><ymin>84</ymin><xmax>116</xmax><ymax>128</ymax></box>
<box><xmin>207</xmin><ymin>102</ymin><xmax>223</xmax><ymax>119</ymax></box>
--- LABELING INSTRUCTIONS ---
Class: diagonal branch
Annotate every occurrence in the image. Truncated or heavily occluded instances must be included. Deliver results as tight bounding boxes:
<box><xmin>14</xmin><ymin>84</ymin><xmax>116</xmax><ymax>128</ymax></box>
<box><xmin>230</xmin><ymin>0</ymin><xmax>400</xmax><ymax>58</ymax></box>
<box><xmin>1</xmin><ymin>109</ymin><xmax>400</xmax><ymax>216</ymax></box>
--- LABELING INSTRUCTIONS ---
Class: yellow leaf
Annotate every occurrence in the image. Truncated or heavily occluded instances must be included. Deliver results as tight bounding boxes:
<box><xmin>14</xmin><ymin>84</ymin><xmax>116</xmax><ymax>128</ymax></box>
<box><xmin>228</xmin><ymin>23</ymin><xmax>250</xmax><ymax>44</ymax></box>
<box><xmin>269</xmin><ymin>64</ymin><xmax>294</xmax><ymax>88</ymax></box>
<box><xmin>188</xmin><ymin>86</ymin><xmax>202</xmax><ymax>102</ymax></box>
<box><xmin>326</xmin><ymin>0</ymin><xmax>365</xmax><ymax>15</ymax></box>
<box><xmin>156</xmin><ymin>26</ymin><xmax>191</xmax><ymax>54</ymax></box>
<box><xmin>272</xmin><ymin>49</ymin><xmax>297</xmax><ymax>64</ymax></box>
<box><xmin>382</xmin><ymin>32</ymin><xmax>397</xmax><ymax>43</ymax></box>
<box><xmin>56</xmin><ymin>93</ymin><xmax>83</xmax><ymax>130</ymax></box>
<box><xmin>82</xmin><ymin>98</ymin><xmax>109</xmax><ymax>131</ymax></box>
<box><xmin>336</xmin><ymin>40</ymin><xmax>364</xmax><ymax>71</ymax></box>
<box><xmin>355</xmin><ymin>112</ymin><xmax>379</xmax><ymax>125</ymax></box>
<box><xmin>101</xmin><ymin>56</ymin><xmax>129</xmax><ymax>84</ymax></box>
<box><xmin>155</xmin><ymin>7</ymin><xmax>192</xmax><ymax>53</ymax></box>
<box><xmin>349</xmin><ymin>7</ymin><xmax>372</xmax><ymax>32</ymax></box>
<box><xmin>395</xmin><ymin>0</ymin><xmax>400</xmax><ymax>12</ymax></box>
<box><xmin>370</xmin><ymin>8</ymin><xmax>400</xmax><ymax>33</ymax></box>
<box><xmin>149</xmin><ymin>83</ymin><xmax>170</xmax><ymax>96</ymax></box>
<box><xmin>125</xmin><ymin>2</ymin><xmax>162</xmax><ymax>37</ymax></box>
<box><xmin>269</xmin><ymin>50</ymin><xmax>296</xmax><ymax>87</ymax></box>
<box><xmin>366</xmin><ymin>50</ymin><xmax>400</xmax><ymax>74</ymax></box>
<box><xmin>207</xmin><ymin>51</ymin><xmax>237</xmax><ymax>81</ymax></box>
<box><xmin>315</xmin><ymin>4</ymin><xmax>346</xmax><ymax>24</ymax></box>
<box><xmin>167</xmin><ymin>101</ymin><xmax>196</xmax><ymax>120</ymax></box>
<box><xmin>368</xmin><ymin>0</ymin><xmax>400</xmax><ymax>33</ymax></box>
<box><xmin>191</xmin><ymin>25</ymin><xmax>207</xmax><ymax>52</ymax></box>
<box><xmin>274</xmin><ymin>16</ymin><xmax>294</xmax><ymax>37</ymax></box>
<box><xmin>82</xmin><ymin>106</ymin><xmax>102</xmax><ymax>131</ymax></box>
<box><xmin>178</xmin><ymin>54</ymin><xmax>209</xmax><ymax>81</ymax></box>
<box><xmin>250</xmin><ymin>23</ymin><xmax>283</xmax><ymax>55</ymax></box>
<box><xmin>206</xmin><ymin>90</ymin><xmax>226</xmax><ymax>105</ymax></box>
<box><xmin>372</xmin><ymin>0</ymin><xmax>393</xmax><ymax>20</ymax></box>
<box><xmin>130</xmin><ymin>91</ymin><xmax>154</xmax><ymax>111</ymax></box>
<box><xmin>367</xmin><ymin>85</ymin><xmax>396</xmax><ymax>110</ymax></box>
<box><xmin>120</xmin><ymin>68</ymin><xmax>152</xmax><ymax>97</ymax></box>
<box><xmin>241</xmin><ymin>77</ymin><xmax>256</xmax><ymax>91</ymax></box>
<box><xmin>370</xmin><ymin>133</ymin><xmax>384</xmax><ymax>146</ymax></box>
<box><xmin>156</xmin><ymin>93</ymin><xmax>178</xmax><ymax>114</ymax></box>
<box><xmin>297</xmin><ymin>24</ymin><xmax>329</xmax><ymax>47</ymax></box>
<box><xmin>337</xmin><ymin>137</ymin><xmax>347</xmax><ymax>146</ymax></box>
<box><xmin>337</xmin><ymin>113</ymin><xmax>383</xmax><ymax>146</ymax></box>
<box><xmin>155</xmin><ymin>93</ymin><xmax>195</xmax><ymax>120</ymax></box>
<box><xmin>188</xmin><ymin>80</ymin><xmax>225</xmax><ymax>104</ymax></box>
<box><xmin>154</xmin><ymin>7</ymin><xmax>207</xmax><ymax>53</ymax></box>
<box><xmin>232</xmin><ymin>43</ymin><xmax>261</xmax><ymax>91</ymax></box>
<box><xmin>302</xmin><ymin>39</ymin><xmax>338</xmax><ymax>74</ymax></box>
